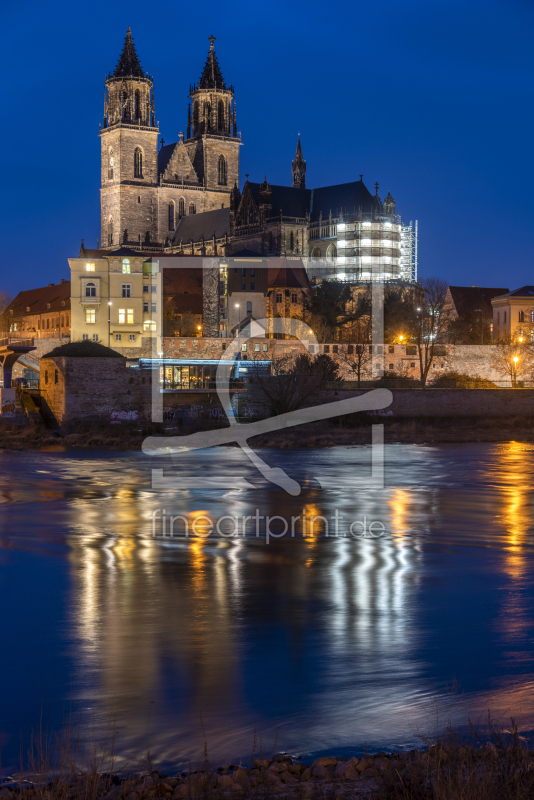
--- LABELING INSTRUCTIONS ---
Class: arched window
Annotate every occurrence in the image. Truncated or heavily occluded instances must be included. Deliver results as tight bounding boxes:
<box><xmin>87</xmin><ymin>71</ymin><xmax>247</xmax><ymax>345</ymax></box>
<box><xmin>193</xmin><ymin>101</ymin><xmax>199</xmax><ymax>134</ymax></box>
<box><xmin>108</xmin><ymin>148</ymin><xmax>114</xmax><ymax>180</ymax></box>
<box><xmin>135</xmin><ymin>90</ymin><xmax>141</xmax><ymax>119</ymax></box>
<box><xmin>85</xmin><ymin>282</ymin><xmax>96</xmax><ymax>297</ymax></box>
<box><xmin>122</xmin><ymin>258</ymin><xmax>131</xmax><ymax>274</ymax></box>
<box><xmin>108</xmin><ymin>217</ymin><xmax>114</xmax><ymax>245</ymax></box>
<box><xmin>218</xmin><ymin>100</ymin><xmax>224</xmax><ymax>131</ymax></box>
<box><xmin>134</xmin><ymin>148</ymin><xmax>143</xmax><ymax>178</ymax></box>
<box><xmin>168</xmin><ymin>201</ymin><xmax>175</xmax><ymax>230</ymax></box>
<box><xmin>189</xmin><ymin>202</ymin><xmax>196</xmax><ymax>215</ymax></box>
<box><xmin>218</xmin><ymin>155</ymin><xmax>227</xmax><ymax>186</ymax></box>
<box><xmin>205</xmin><ymin>102</ymin><xmax>211</xmax><ymax>131</ymax></box>
<box><xmin>178</xmin><ymin>198</ymin><xmax>185</xmax><ymax>218</ymax></box>
<box><xmin>122</xmin><ymin>90</ymin><xmax>128</xmax><ymax>118</ymax></box>
<box><xmin>290</xmin><ymin>231</ymin><xmax>294</xmax><ymax>250</ymax></box>
<box><xmin>311</xmin><ymin>247</ymin><xmax>321</xmax><ymax>259</ymax></box>
<box><xmin>326</xmin><ymin>244</ymin><xmax>337</xmax><ymax>264</ymax></box>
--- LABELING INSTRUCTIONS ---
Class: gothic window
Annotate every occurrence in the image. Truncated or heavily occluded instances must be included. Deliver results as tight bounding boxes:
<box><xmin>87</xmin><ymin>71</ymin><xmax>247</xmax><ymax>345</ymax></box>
<box><xmin>218</xmin><ymin>100</ymin><xmax>224</xmax><ymax>131</ymax></box>
<box><xmin>108</xmin><ymin>217</ymin><xmax>114</xmax><ymax>245</ymax></box>
<box><xmin>189</xmin><ymin>202</ymin><xmax>196</xmax><ymax>215</ymax></box>
<box><xmin>218</xmin><ymin>155</ymin><xmax>227</xmax><ymax>186</ymax></box>
<box><xmin>205</xmin><ymin>102</ymin><xmax>211</xmax><ymax>131</ymax></box>
<box><xmin>178</xmin><ymin>198</ymin><xmax>185</xmax><ymax>218</ymax></box>
<box><xmin>122</xmin><ymin>90</ymin><xmax>128</xmax><ymax>119</ymax></box>
<box><xmin>326</xmin><ymin>244</ymin><xmax>337</xmax><ymax>263</ymax></box>
<box><xmin>108</xmin><ymin>149</ymin><xmax>114</xmax><ymax>180</ymax></box>
<box><xmin>134</xmin><ymin>148</ymin><xmax>143</xmax><ymax>178</ymax></box>
<box><xmin>85</xmin><ymin>282</ymin><xmax>96</xmax><ymax>298</ymax></box>
<box><xmin>290</xmin><ymin>231</ymin><xmax>294</xmax><ymax>250</ymax></box>
<box><xmin>135</xmin><ymin>90</ymin><xmax>141</xmax><ymax>119</ymax></box>
<box><xmin>312</xmin><ymin>247</ymin><xmax>321</xmax><ymax>259</ymax></box>
<box><xmin>168</xmin><ymin>201</ymin><xmax>175</xmax><ymax>230</ymax></box>
<box><xmin>193</xmin><ymin>101</ymin><xmax>199</xmax><ymax>134</ymax></box>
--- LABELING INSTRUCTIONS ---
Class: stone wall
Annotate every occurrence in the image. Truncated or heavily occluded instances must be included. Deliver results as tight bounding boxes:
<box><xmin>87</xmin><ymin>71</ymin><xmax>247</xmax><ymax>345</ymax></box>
<box><xmin>324</xmin><ymin>388</ymin><xmax>534</xmax><ymax>418</ymax></box>
<box><xmin>12</xmin><ymin>338</ymin><xmax>70</xmax><ymax>379</ymax></box>
<box><xmin>40</xmin><ymin>356</ymin><xmax>152</xmax><ymax>424</ymax></box>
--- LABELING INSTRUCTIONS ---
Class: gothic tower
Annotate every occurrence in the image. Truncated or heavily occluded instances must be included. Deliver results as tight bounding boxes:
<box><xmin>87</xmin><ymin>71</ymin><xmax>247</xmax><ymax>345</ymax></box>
<box><xmin>100</xmin><ymin>28</ymin><xmax>160</xmax><ymax>248</ymax></box>
<box><xmin>292</xmin><ymin>136</ymin><xmax>306</xmax><ymax>189</ymax></box>
<box><xmin>184</xmin><ymin>37</ymin><xmax>241</xmax><ymax>204</ymax></box>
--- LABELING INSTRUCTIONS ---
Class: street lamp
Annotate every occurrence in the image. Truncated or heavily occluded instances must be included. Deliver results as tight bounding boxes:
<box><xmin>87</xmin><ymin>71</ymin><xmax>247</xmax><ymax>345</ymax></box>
<box><xmin>235</xmin><ymin>303</ymin><xmax>240</xmax><ymax>339</ymax></box>
<box><xmin>108</xmin><ymin>302</ymin><xmax>112</xmax><ymax>346</ymax></box>
<box><xmin>399</xmin><ymin>335</ymin><xmax>404</xmax><ymax>342</ymax></box>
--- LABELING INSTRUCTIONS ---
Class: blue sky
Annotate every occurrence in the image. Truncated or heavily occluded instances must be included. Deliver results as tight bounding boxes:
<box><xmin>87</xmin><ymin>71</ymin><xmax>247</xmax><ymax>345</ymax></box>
<box><xmin>2</xmin><ymin>0</ymin><xmax>533</xmax><ymax>296</ymax></box>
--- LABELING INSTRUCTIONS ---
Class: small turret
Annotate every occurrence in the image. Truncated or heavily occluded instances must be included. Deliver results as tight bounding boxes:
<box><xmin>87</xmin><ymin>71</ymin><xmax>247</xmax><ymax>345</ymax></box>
<box><xmin>292</xmin><ymin>135</ymin><xmax>306</xmax><ymax>189</ymax></box>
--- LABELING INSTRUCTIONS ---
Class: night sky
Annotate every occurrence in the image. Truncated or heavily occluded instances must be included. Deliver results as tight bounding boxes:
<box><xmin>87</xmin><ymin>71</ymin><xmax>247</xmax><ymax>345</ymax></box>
<box><xmin>2</xmin><ymin>0</ymin><xmax>533</xmax><ymax>297</ymax></box>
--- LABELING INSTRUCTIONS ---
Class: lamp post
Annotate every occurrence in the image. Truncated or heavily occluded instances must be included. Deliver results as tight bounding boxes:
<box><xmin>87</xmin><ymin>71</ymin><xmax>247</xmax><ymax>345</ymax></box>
<box><xmin>235</xmin><ymin>303</ymin><xmax>240</xmax><ymax>340</ymax></box>
<box><xmin>108</xmin><ymin>302</ymin><xmax>112</xmax><ymax>346</ymax></box>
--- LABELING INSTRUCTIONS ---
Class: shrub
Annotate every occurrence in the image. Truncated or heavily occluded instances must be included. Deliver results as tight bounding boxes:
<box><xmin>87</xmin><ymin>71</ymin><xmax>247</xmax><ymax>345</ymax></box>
<box><xmin>432</xmin><ymin>371</ymin><xmax>496</xmax><ymax>388</ymax></box>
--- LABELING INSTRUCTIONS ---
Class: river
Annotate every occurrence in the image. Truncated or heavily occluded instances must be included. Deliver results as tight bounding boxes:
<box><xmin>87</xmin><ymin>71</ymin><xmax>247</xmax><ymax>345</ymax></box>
<box><xmin>1</xmin><ymin>442</ymin><xmax>534</xmax><ymax>772</ymax></box>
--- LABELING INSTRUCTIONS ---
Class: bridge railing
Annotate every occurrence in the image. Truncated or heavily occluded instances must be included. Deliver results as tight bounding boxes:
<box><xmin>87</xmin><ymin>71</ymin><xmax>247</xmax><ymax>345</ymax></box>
<box><xmin>0</xmin><ymin>337</ymin><xmax>35</xmax><ymax>348</ymax></box>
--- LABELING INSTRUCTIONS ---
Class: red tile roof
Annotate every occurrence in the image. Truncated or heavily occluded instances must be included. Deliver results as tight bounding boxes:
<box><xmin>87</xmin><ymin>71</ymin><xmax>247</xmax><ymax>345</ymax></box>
<box><xmin>5</xmin><ymin>281</ymin><xmax>71</xmax><ymax>316</ymax></box>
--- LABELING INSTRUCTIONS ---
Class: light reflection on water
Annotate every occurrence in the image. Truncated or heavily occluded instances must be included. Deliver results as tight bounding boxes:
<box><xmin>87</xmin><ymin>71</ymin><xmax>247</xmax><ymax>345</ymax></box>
<box><xmin>1</xmin><ymin>443</ymin><xmax>534</xmax><ymax>770</ymax></box>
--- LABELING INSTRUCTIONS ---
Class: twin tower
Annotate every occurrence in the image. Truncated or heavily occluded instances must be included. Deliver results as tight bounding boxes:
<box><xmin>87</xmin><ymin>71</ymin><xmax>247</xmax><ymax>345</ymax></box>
<box><xmin>100</xmin><ymin>29</ymin><xmax>241</xmax><ymax>249</ymax></box>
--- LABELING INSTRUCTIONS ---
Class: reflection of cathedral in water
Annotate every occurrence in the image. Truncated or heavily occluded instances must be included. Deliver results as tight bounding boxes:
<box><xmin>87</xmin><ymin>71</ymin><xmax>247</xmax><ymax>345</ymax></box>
<box><xmin>66</xmin><ymin>485</ymin><xmax>430</xmax><ymax>761</ymax></box>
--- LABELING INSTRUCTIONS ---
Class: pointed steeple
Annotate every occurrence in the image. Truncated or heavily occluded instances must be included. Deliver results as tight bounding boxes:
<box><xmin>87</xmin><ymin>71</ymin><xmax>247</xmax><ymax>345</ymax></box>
<box><xmin>198</xmin><ymin>36</ymin><xmax>226</xmax><ymax>90</ymax></box>
<box><xmin>292</xmin><ymin>135</ymin><xmax>306</xmax><ymax>189</ymax></box>
<box><xmin>114</xmin><ymin>27</ymin><xmax>144</xmax><ymax>78</ymax></box>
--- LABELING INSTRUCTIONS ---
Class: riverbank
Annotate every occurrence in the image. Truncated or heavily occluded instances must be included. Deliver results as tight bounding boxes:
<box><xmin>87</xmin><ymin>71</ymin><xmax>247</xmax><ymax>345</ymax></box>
<box><xmin>2</xmin><ymin>416</ymin><xmax>534</xmax><ymax>450</ymax></box>
<box><xmin>2</xmin><ymin>737</ymin><xmax>532</xmax><ymax>799</ymax></box>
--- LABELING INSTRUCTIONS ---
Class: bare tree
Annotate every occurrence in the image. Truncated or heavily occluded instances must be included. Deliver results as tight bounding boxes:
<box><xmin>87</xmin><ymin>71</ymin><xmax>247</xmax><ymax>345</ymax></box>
<box><xmin>404</xmin><ymin>277</ymin><xmax>451</xmax><ymax>387</ymax></box>
<box><xmin>336</xmin><ymin>316</ymin><xmax>373</xmax><ymax>386</ymax></box>
<box><xmin>0</xmin><ymin>289</ymin><xmax>13</xmax><ymax>335</ymax></box>
<box><xmin>247</xmin><ymin>352</ymin><xmax>339</xmax><ymax>416</ymax></box>
<box><xmin>489</xmin><ymin>336</ymin><xmax>534</xmax><ymax>387</ymax></box>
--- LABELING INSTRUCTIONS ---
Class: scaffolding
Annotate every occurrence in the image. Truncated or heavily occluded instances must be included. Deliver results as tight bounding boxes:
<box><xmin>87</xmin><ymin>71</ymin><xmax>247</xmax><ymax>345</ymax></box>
<box><xmin>400</xmin><ymin>220</ymin><xmax>418</xmax><ymax>283</ymax></box>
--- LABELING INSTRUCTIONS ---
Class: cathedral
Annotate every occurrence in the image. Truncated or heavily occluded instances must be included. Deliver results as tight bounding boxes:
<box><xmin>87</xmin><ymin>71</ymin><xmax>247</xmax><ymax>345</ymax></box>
<box><xmin>99</xmin><ymin>29</ymin><xmax>416</xmax><ymax>284</ymax></box>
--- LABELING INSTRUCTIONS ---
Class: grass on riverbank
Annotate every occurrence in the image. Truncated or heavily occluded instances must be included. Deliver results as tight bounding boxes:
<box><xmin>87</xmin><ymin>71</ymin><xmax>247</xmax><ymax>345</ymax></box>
<box><xmin>3</xmin><ymin>717</ymin><xmax>534</xmax><ymax>800</ymax></box>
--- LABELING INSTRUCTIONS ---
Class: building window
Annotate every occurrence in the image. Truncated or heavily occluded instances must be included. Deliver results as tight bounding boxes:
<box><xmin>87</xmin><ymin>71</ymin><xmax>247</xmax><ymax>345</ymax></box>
<box><xmin>168</xmin><ymin>202</ymin><xmax>175</xmax><ymax>230</ymax></box>
<box><xmin>144</xmin><ymin>321</ymin><xmax>156</xmax><ymax>331</ymax></box>
<box><xmin>347</xmin><ymin>345</ymin><xmax>354</xmax><ymax>354</ymax></box>
<box><xmin>44</xmin><ymin>370</ymin><xmax>48</xmax><ymax>384</ymax></box>
<box><xmin>115</xmin><ymin>334</ymin><xmax>122</xmax><ymax>342</ymax></box>
<box><xmin>46</xmin><ymin>319</ymin><xmax>49</xmax><ymax>329</ymax></box>
<box><xmin>242</xmin><ymin>282</ymin><xmax>246</xmax><ymax>290</ymax></box>
<box><xmin>389</xmin><ymin>363</ymin><xmax>394</xmax><ymax>370</ymax></box>
<box><xmin>497</xmin><ymin>312</ymin><xmax>500</xmax><ymax>324</ymax></box>
<box><xmin>121</xmin><ymin>284</ymin><xmax>132</xmax><ymax>298</ymax></box>
<box><xmin>218</xmin><ymin>155</ymin><xmax>227</xmax><ymax>185</ymax></box>
<box><xmin>411</xmin><ymin>362</ymin><xmax>415</xmax><ymax>368</ymax></box>
<box><xmin>134</xmin><ymin>148</ymin><xmax>143</xmax><ymax>178</ymax></box>
<box><xmin>151</xmin><ymin>303</ymin><xmax>157</xmax><ymax>313</ymax></box>
<box><xmin>189</xmin><ymin>202</ymin><xmax>195</xmax><ymax>215</ymax></box>
<box><xmin>255</xmin><ymin>343</ymin><xmax>260</xmax><ymax>351</ymax></box>
<box><xmin>108</xmin><ymin>149</ymin><xmax>113</xmax><ymax>180</ymax></box>
<box><xmin>269</xmin><ymin>232</ymin><xmax>274</xmax><ymax>252</ymax></box>
<box><xmin>122</xmin><ymin>259</ymin><xmax>131</xmax><ymax>274</ymax></box>
<box><xmin>250</xmin><ymin>282</ymin><xmax>255</xmax><ymax>290</ymax></box>
<box><xmin>150</xmin><ymin>285</ymin><xmax>157</xmax><ymax>294</ymax></box>
<box><xmin>519</xmin><ymin>311</ymin><xmax>525</xmax><ymax>321</ymax></box>
<box><xmin>108</xmin><ymin>217</ymin><xmax>113</xmax><ymax>245</ymax></box>
<box><xmin>92</xmin><ymin>334</ymin><xmax>98</xmax><ymax>342</ymax></box>
<box><xmin>143</xmin><ymin>285</ymin><xmax>149</xmax><ymax>294</ymax></box>
<box><xmin>504</xmin><ymin>311</ymin><xmax>507</xmax><ymax>323</ymax></box>
<box><xmin>242</xmin><ymin>343</ymin><xmax>247</xmax><ymax>352</ymax></box>
<box><xmin>138</xmin><ymin>196</ymin><xmax>141</xmax><ymax>204</ymax></box>
<box><xmin>143</xmin><ymin>302</ymin><xmax>149</xmax><ymax>312</ymax></box>
<box><xmin>179</xmin><ymin>198</ymin><xmax>185</xmax><ymax>218</ymax></box>
<box><xmin>326</xmin><ymin>244</ymin><xmax>337</xmax><ymax>263</ymax></box>
<box><xmin>291</xmin><ymin>293</ymin><xmax>297</xmax><ymax>303</ymax></box>
<box><xmin>135</xmin><ymin>89</ymin><xmax>141</xmax><ymax>119</ymax></box>
<box><xmin>54</xmin><ymin>369</ymin><xmax>58</xmax><ymax>384</ymax></box>
<box><xmin>324</xmin><ymin>345</ymin><xmax>330</xmax><ymax>353</ymax></box>
<box><xmin>530</xmin><ymin>311</ymin><xmax>534</xmax><ymax>323</ymax></box>
<box><xmin>86</xmin><ymin>263</ymin><xmax>95</xmax><ymax>272</ymax></box>
<box><xmin>262</xmin><ymin>343</ymin><xmax>268</xmax><ymax>352</ymax></box>
<box><xmin>290</xmin><ymin>231</ymin><xmax>294</xmax><ymax>250</ymax></box>
<box><xmin>82</xmin><ymin>334</ymin><xmax>88</xmax><ymax>341</ymax></box>
<box><xmin>85</xmin><ymin>309</ymin><xmax>96</xmax><ymax>324</ymax></box>
<box><xmin>218</xmin><ymin>100</ymin><xmax>224</xmax><ymax>130</ymax></box>
<box><xmin>276</xmin><ymin>292</ymin><xmax>282</xmax><ymax>303</ymax></box>
<box><xmin>85</xmin><ymin>282</ymin><xmax>96</xmax><ymax>297</ymax></box>
<box><xmin>129</xmin><ymin>334</ymin><xmax>136</xmax><ymax>342</ymax></box>
<box><xmin>333</xmin><ymin>345</ymin><xmax>338</xmax><ymax>354</ymax></box>
<box><xmin>247</xmin><ymin>301</ymin><xmax>252</xmax><ymax>315</ymax></box>
<box><xmin>118</xmin><ymin>309</ymin><xmax>134</xmax><ymax>324</ymax></box>
<box><xmin>389</xmin><ymin>345</ymin><xmax>395</xmax><ymax>353</ymax></box>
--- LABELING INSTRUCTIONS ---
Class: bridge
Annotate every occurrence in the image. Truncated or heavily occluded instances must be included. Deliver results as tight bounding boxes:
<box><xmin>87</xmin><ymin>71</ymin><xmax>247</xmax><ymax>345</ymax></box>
<box><xmin>0</xmin><ymin>337</ymin><xmax>37</xmax><ymax>388</ymax></box>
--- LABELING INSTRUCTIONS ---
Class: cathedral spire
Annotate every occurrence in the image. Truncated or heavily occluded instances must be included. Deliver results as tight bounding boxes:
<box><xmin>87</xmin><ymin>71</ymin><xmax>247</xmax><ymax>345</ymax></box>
<box><xmin>114</xmin><ymin>27</ymin><xmax>144</xmax><ymax>78</ymax></box>
<box><xmin>198</xmin><ymin>36</ymin><xmax>226</xmax><ymax>89</ymax></box>
<box><xmin>292</xmin><ymin>134</ymin><xmax>306</xmax><ymax>189</ymax></box>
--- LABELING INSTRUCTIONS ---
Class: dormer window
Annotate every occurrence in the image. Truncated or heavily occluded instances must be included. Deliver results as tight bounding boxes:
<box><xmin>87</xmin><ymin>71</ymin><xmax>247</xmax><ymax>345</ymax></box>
<box><xmin>26</xmin><ymin>306</ymin><xmax>30</xmax><ymax>312</ymax></box>
<box><xmin>86</xmin><ymin>263</ymin><xmax>95</xmax><ymax>272</ymax></box>
<box><xmin>61</xmin><ymin>301</ymin><xmax>65</xmax><ymax>307</ymax></box>
<box><xmin>47</xmin><ymin>303</ymin><xmax>51</xmax><ymax>310</ymax></box>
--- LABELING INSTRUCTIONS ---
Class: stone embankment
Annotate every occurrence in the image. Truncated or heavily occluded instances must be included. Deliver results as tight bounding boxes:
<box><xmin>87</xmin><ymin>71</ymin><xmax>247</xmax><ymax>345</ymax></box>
<box><xmin>0</xmin><ymin>742</ymin><xmax>519</xmax><ymax>800</ymax></box>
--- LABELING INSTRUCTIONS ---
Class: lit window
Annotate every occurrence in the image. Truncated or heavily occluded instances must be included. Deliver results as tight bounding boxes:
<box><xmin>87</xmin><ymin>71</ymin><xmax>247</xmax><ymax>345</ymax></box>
<box><xmin>115</xmin><ymin>333</ymin><xmax>122</xmax><ymax>342</ymax></box>
<box><xmin>122</xmin><ymin>260</ymin><xmax>131</xmax><ymax>274</ymax></box>
<box><xmin>119</xmin><ymin>308</ymin><xmax>126</xmax><ymax>323</ymax></box>
<box><xmin>124</xmin><ymin>309</ymin><xmax>134</xmax><ymax>324</ymax></box>
<box><xmin>121</xmin><ymin>284</ymin><xmax>132</xmax><ymax>298</ymax></box>
<box><xmin>85</xmin><ymin>309</ymin><xmax>96</xmax><ymax>324</ymax></box>
<box><xmin>241</xmin><ymin>343</ymin><xmax>247</xmax><ymax>352</ymax></box>
<box><xmin>86</xmin><ymin>263</ymin><xmax>95</xmax><ymax>272</ymax></box>
<box><xmin>144</xmin><ymin>321</ymin><xmax>156</xmax><ymax>332</ymax></box>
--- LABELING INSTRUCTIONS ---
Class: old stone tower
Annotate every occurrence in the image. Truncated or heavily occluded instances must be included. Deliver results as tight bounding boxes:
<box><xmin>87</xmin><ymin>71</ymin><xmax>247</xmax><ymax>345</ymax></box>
<box><xmin>100</xmin><ymin>30</ymin><xmax>241</xmax><ymax>250</ymax></box>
